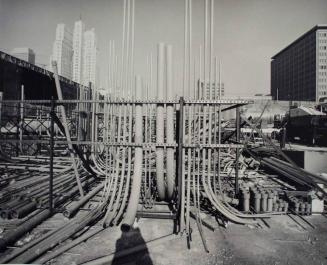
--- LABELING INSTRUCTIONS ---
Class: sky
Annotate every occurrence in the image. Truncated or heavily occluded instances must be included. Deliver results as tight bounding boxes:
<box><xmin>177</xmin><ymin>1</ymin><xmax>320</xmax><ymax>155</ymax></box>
<box><xmin>1</xmin><ymin>0</ymin><xmax>327</xmax><ymax>97</ymax></box>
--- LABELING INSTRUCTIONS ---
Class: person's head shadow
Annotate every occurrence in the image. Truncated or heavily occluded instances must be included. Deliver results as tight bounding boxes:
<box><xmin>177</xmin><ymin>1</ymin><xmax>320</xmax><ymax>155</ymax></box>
<box><xmin>112</xmin><ymin>225</ymin><xmax>153</xmax><ymax>265</ymax></box>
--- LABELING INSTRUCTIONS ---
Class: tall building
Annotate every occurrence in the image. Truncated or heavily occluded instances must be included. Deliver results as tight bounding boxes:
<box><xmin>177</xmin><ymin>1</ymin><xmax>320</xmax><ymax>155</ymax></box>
<box><xmin>83</xmin><ymin>28</ymin><xmax>97</xmax><ymax>87</ymax></box>
<box><xmin>197</xmin><ymin>81</ymin><xmax>225</xmax><ymax>99</ymax></box>
<box><xmin>50</xmin><ymin>23</ymin><xmax>73</xmax><ymax>79</ymax></box>
<box><xmin>11</xmin><ymin>48</ymin><xmax>35</xmax><ymax>64</ymax></box>
<box><xmin>72</xmin><ymin>20</ymin><xmax>85</xmax><ymax>83</ymax></box>
<box><xmin>271</xmin><ymin>25</ymin><xmax>327</xmax><ymax>102</ymax></box>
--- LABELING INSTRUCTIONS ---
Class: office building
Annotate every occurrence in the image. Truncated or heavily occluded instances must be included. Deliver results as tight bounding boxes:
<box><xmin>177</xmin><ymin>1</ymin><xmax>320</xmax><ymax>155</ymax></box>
<box><xmin>83</xmin><ymin>28</ymin><xmax>97</xmax><ymax>87</ymax></box>
<box><xmin>271</xmin><ymin>25</ymin><xmax>327</xmax><ymax>102</ymax></box>
<box><xmin>197</xmin><ymin>81</ymin><xmax>224</xmax><ymax>99</ymax></box>
<box><xmin>72</xmin><ymin>20</ymin><xmax>85</xmax><ymax>83</ymax></box>
<box><xmin>50</xmin><ymin>23</ymin><xmax>73</xmax><ymax>79</ymax></box>
<box><xmin>11</xmin><ymin>48</ymin><xmax>35</xmax><ymax>64</ymax></box>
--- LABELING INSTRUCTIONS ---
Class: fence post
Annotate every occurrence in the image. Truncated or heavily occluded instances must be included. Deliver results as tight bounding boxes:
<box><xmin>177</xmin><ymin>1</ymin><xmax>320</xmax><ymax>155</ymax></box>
<box><xmin>177</xmin><ymin>97</ymin><xmax>184</xmax><ymax>233</ymax></box>
<box><xmin>49</xmin><ymin>97</ymin><xmax>55</xmax><ymax>214</ymax></box>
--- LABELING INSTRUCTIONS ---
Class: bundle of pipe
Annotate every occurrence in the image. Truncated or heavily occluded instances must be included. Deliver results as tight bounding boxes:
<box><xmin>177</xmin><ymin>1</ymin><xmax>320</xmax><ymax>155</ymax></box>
<box><xmin>0</xmin><ymin>163</ymin><xmax>94</xmax><ymax>219</ymax></box>
<box><xmin>156</xmin><ymin>43</ymin><xmax>176</xmax><ymax>202</ymax></box>
<box><xmin>0</xmin><ymin>172</ymin><xmax>98</xmax><ymax>253</ymax></box>
<box><xmin>0</xmin><ymin>202</ymin><xmax>106</xmax><ymax>264</ymax></box>
<box><xmin>261</xmin><ymin>157</ymin><xmax>327</xmax><ymax>190</ymax></box>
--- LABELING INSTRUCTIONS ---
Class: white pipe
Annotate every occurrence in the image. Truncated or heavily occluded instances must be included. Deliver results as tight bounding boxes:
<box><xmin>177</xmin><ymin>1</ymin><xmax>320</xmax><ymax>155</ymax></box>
<box><xmin>166</xmin><ymin>44</ymin><xmax>175</xmax><ymax>200</ymax></box>
<box><xmin>156</xmin><ymin>43</ymin><xmax>166</xmax><ymax>200</ymax></box>
<box><xmin>130</xmin><ymin>0</ymin><xmax>135</xmax><ymax>99</ymax></box>
<box><xmin>122</xmin><ymin>75</ymin><xmax>143</xmax><ymax>229</ymax></box>
<box><xmin>120</xmin><ymin>0</ymin><xmax>127</xmax><ymax>98</ymax></box>
<box><xmin>125</xmin><ymin>0</ymin><xmax>130</xmax><ymax>99</ymax></box>
<box><xmin>183</xmin><ymin>0</ymin><xmax>188</xmax><ymax>97</ymax></box>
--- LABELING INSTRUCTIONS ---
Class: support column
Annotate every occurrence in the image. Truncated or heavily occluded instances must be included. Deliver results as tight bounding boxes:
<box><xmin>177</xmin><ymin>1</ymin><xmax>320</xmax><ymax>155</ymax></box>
<box><xmin>177</xmin><ymin>97</ymin><xmax>185</xmax><ymax>233</ymax></box>
<box><xmin>235</xmin><ymin>107</ymin><xmax>240</xmax><ymax>195</ymax></box>
<box><xmin>49</xmin><ymin>97</ymin><xmax>55</xmax><ymax>214</ymax></box>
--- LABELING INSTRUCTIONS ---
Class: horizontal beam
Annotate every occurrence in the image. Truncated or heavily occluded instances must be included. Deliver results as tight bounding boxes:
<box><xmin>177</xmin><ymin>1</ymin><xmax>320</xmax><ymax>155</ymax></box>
<box><xmin>0</xmin><ymin>139</ymin><xmax>178</xmax><ymax>148</ymax></box>
<box><xmin>0</xmin><ymin>99</ymin><xmax>253</xmax><ymax>105</ymax></box>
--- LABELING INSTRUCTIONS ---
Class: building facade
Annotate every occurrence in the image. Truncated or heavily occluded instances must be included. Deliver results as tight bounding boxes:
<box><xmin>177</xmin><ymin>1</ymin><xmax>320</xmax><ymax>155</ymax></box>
<box><xmin>197</xmin><ymin>81</ymin><xmax>224</xmax><ymax>99</ymax></box>
<box><xmin>82</xmin><ymin>28</ymin><xmax>97</xmax><ymax>87</ymax></box>
<box><xmin>11</xmin><ymin>48</ymin><xmax>35</xmax><ymax>64</ymax></box>
<box><xmin>271</xmin><ymin>25</ymin><xmax>327</xmax><ymax>102</ymax></box>
<box><xmin>72</xmin><ymin>20</ymin><xmax>85</xmax><ymax>84</ymax></box>
<box><xmin>50</xmin><ymin>21</ymin><xmax>97</xmax><ymax>87</ymax></box>
<box><xmin>50</xmin><ymin>24</ymin><xmax>73</xmax><ymax>79</ymax></box>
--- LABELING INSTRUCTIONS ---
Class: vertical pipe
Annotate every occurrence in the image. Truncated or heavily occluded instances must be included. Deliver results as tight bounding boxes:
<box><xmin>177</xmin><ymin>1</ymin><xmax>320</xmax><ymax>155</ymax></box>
<box><xmin>156</xmin><ymin>43</ymin><xmax>166</xmax><ymax>200</ymax></box>
<box><xmin>121</xmin><ymin>75</ymin><xmax>143</xmax><ymax>230</ymax></box>
<box><xmin>108</xmin><ymin>40</ymin><xmax>112</xmax><ymax>92</ymax></box>
<box><xmin>217</xmin><ymin>60</ymin><xmax>222</xmax><ymax>191</ymax></box>
<box><xmin>49</xmin><ymin>97</ymin><xmax>55</xmax><ymax>214</ymax></box>
<box><xmin>213</xmin><ymin>58</ymin><xmax>217</xmax><ymax>194</ymax></box>
<box><xmin>235</xmin><ymin>107</ymin><xmax>240</xmax><ymax>195</ymax></box>
<box><xmin>166</xmin><ymin>44</ymin><xmax>175</xmax><ymax>200</ymax></box>
<box><xmin>177</xmin><ymin>97</ymin><xmax>185</xmax><ymax>233</ymax></box>
<box><xmin>120</xmin><ymin>0</ymin><xmax>127</xmax><ymax>98</ymax></box>
<box><xmin>125</xmin><ymin>0</ymin><xmax>130</xmax><ymax>99</ymax></box>
<box><xmin>188</xmin><ymin>0</ymin><xmax>192</xmax><ymax>100</ymax></box>
<box><xmin>204</xmin><ymin>0</ymin><xmax>208</xmax><ymax>99</ymax></box>
<box><xmin>130</xmin><ymin>0</ymin><xmax>135</xmax><ymax>99</ymax></box>
<box><xmin>208</xmin><ymin>0</ymin><xmax>214</xmax><ymax>194</ymax></box>
<box><xmin>183</xmin><ymin>0</ymin><xmax>188</xmax><ymax>97</ymax></box>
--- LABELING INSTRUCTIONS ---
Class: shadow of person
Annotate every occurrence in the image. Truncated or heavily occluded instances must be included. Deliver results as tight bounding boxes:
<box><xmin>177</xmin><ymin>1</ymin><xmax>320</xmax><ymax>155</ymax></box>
<box><xmin>112</xmin><ymin>225</ymin><xmax>153</xmax><ymax>265</ymax></box>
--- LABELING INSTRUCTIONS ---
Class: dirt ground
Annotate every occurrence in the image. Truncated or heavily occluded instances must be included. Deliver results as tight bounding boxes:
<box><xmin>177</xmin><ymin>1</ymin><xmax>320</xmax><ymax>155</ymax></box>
<box><xmin>48</xmin><ymin>213</ymin><xmax>327</xmax><ymax>265</ymax></box>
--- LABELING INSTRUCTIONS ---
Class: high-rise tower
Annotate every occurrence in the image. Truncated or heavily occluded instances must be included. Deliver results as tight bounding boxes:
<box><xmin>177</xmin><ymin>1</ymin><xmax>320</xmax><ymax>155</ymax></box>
<box><xmin>72</xmin><ymin>20</ymin><xmax>85</xmax><ymax>83</ymax></box>
<box><xmin>83</xmin><ymin>28</ymin><xmax>97</xmax><ymax>87</ymax></box>
<box><xmin>50</xmin><ymin>23</ymin><xmax>73</xmax><ymax>79</ymax></box>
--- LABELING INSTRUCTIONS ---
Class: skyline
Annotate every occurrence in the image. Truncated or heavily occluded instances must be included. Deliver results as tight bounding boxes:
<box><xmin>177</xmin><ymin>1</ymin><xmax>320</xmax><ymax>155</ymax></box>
<box><xmin>1</xmin><ymin>0</ymin><xmax>327</xmax><ymax>96</ymax></box>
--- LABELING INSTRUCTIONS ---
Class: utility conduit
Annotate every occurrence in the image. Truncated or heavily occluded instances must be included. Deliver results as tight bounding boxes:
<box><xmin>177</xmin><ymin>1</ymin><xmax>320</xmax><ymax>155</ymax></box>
<box><xmin>121</xmin><ymin>75</ymin><xmax>143</xmax><ymax>230</ymax></box>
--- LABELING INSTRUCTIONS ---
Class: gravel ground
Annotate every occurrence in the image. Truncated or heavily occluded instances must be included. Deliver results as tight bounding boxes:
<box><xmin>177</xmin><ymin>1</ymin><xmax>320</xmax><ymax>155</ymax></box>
<box><xmin>48</xmin><ymin>213</ymin><xmax>327</xmax><ymax>265</ymax></box>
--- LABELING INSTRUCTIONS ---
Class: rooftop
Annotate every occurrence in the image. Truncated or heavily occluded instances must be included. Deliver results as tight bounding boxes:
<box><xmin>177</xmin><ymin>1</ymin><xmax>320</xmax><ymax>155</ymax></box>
<box><xmin>271</xmin><ymin>24</ymin><xmax>327</xmax><ymax>60</ymax></box>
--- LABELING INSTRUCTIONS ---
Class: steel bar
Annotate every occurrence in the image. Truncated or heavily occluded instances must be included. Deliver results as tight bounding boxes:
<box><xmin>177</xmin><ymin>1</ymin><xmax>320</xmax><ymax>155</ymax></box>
<box><xmin>49</xmin><ymin>97</ymin><xmax>55</xmax><ymax>214</ymax></box>
<box><xmin>63</xmin><ymin>183</ymin><xmax>104</xmax><ymax>218</ymax></box>
<box><xmin>235</xmin><ymin>107</ymin><xmax>240</xmax><ymax>195</ymax></box>
<box><xmin>35</xmin><ymin>227</ymin><xmax>104</xmax><ymax>264</ymax></box>
<box><xmin>52</xmin><ymin>61</ymin><xmax>84</xmax><ymax>197</ymax></box>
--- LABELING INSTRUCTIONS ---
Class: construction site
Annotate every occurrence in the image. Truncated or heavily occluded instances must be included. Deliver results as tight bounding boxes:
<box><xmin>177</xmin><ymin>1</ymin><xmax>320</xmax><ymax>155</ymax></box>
<box><xmin>0</xmin><ymin>0</ymin><xmax>327</xmax><ymax>264</ymax></box>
